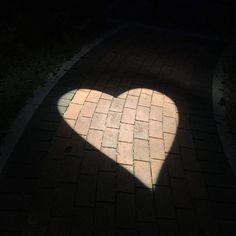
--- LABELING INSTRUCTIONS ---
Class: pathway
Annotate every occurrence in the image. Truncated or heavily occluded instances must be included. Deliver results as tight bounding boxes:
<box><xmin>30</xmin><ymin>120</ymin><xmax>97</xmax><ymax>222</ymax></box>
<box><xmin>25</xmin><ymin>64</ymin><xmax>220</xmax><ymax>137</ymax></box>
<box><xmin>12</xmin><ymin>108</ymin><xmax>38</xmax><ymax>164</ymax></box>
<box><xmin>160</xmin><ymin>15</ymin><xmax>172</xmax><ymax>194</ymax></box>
<box><xmin>0</xmin><ymin>26</ymin><xmax>236</xmax><ymax>236</ymax></box>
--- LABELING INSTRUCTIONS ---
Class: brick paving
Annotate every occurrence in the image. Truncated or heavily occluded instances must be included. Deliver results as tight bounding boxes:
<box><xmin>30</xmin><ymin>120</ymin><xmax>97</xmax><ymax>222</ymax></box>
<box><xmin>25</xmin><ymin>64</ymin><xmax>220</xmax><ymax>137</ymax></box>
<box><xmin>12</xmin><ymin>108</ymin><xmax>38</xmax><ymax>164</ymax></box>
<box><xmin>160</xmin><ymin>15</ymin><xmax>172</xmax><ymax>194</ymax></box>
<box><xmin>0</xmin><ymin>27</ymin><xmax>236</xmax><ymax>235</ymax></box>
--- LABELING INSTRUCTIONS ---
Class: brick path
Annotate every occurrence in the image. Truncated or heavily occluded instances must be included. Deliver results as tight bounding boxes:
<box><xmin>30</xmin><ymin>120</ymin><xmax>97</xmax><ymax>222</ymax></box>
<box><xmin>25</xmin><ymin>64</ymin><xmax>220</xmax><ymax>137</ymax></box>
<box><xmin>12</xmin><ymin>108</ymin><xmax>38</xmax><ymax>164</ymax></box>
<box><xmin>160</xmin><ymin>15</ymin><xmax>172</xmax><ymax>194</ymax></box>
<box><xmin>1</xmin><ymin>27</ymin><xmax>236</xmax><ymax>236</ymax></box>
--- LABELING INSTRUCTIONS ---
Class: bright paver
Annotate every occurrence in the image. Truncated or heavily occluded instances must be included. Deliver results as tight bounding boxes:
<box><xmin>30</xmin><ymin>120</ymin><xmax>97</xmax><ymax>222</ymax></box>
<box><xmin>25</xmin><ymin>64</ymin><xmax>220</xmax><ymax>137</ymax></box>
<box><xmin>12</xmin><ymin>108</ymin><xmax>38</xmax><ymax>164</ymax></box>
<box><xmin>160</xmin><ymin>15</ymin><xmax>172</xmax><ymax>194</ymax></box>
<box><xmin>0</xmin><ymin>26</ymin><xmax>235</xmax><ymax>236</ymax></box>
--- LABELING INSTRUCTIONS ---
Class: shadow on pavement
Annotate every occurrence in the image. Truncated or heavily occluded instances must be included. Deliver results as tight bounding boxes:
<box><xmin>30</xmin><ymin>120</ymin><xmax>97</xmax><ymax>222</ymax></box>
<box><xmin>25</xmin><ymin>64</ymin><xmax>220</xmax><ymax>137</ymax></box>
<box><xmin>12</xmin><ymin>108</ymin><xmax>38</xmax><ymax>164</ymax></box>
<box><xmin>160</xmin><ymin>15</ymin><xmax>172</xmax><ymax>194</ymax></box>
<box><xmin>1</xmin><ymin>26</ymin><xmax>236</xmax><ymax>236</ymax></box>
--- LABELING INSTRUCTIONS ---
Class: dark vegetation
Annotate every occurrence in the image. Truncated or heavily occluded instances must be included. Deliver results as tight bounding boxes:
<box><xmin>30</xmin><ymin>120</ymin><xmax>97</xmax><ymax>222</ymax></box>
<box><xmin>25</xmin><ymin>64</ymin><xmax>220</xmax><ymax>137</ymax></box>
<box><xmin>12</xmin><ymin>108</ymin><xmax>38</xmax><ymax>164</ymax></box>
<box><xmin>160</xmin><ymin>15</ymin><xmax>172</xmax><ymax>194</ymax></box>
<box><xmin>0</xmin><ymin>2</ymin><xmax>110</xmax><ymax>143</ymax></box>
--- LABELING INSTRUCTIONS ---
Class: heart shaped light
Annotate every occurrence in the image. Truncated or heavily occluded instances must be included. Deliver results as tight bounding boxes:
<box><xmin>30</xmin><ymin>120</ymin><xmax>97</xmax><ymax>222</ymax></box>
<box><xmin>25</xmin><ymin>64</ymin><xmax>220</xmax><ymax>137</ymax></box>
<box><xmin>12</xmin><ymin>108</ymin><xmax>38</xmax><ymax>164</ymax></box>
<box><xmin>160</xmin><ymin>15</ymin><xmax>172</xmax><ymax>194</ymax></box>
<box><xmin>59</xmin><ymin>87</ymin><xmax>179</xmax><ymax>187</ymax></box>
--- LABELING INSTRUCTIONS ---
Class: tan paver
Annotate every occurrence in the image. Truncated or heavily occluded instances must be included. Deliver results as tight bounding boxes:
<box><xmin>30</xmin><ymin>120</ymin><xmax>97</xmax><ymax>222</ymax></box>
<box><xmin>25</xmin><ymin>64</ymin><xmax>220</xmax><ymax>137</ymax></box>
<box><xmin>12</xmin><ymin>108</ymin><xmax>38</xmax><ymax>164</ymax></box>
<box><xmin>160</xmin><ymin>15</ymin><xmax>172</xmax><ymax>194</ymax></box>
<box><xmin>74</xmin><ymin>117</ymin><xmax>91</xmax><ymax>135</ymax></box>
<box><xmin>119</xmin><ymin>124</ymin><xmax>134</xmax><ymax>143</ymax></box>
<box><xmin>149</xmin><ymin>120</ymin><xmax>163</xmax><ymax>138</ymax></box>
<box><xmin>151</xmin><ymin>93</ymin><xmax>164</xmax><ymax>106</ymax></box>
<box><xmin>134</xmin><ymin>121</ymin><xmax>149</xmax><ymax>139</ymax></box>
<box><xmin>121</xmin><ymin>108</ymin><xmax>136</xmax><ymax>124</ymax></box>
<box><xmin>136</xmin><ymin>106</ymin><xmax>149</xmax><ymax>122</ymax></box>
<box><xmin>80</xmin><ymin>102</ymin><xmax>96</xmax><ymax>117</ymax></box>
<box><xmin>125</xmin><ymin>95</ymin><xmax>139</xmax><ymax>109</ymax></box>
<box><xmin>106</xmin><ymin>111</ymin><xmax>121</xmax><ymax>128</ymax></box>
<box><xmin>90</xmin><ymin>113</ymin><xmax>107</xmax><ymax>130</ymax></box>
<box><xmin>150</xmin><ymin>106</ymin><xmax>163</xmax><ymax>121</ymax></box>
<box><xmin>117</xmin><ymin>142</ymin><xmax>133</xmax><ymax>165</ymax></box>
<box><xmin>71</xmin><ymin>90</ymin><xmax>89</xmax><ymax>104</ymax></box>
<box><xmin>134</xmin><ymin>161</ymin><xmax>152</xmax><ymax>188</ymax></box>
<box><xmin>64</xmin><ymin>104</ymin><xmax>82</xmax><ymax>119</ymax></box>
<box><xmin>134</xmin><ymin>139</ymin><xmax>149</xmax><ymax>161</ymax></box>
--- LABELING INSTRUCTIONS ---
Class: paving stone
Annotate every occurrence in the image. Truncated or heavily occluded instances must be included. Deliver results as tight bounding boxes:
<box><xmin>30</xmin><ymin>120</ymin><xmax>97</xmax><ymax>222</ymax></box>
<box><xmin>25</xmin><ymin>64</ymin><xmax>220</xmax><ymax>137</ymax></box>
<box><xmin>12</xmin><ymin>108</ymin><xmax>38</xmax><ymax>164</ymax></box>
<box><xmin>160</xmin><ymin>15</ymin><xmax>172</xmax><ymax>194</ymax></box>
<box><xmin>167</xmin><ymin>154</ymin><xmax>185</xmax><ymax>178</ymax></box>
<box><xmin>110</xmin><ymin>98</ymin><xmax>125</xmax><ymax>112</ymax></box>
<box><xmin>64</xmin><ymin>104</ymin><xmax>82</xmax><ymax>119</ymax></box>
<box><xmin>138</xmin><ymin>93</ymin><xmax>152</xmax><ymax>107</ymax></box>
<box><xmin>117</xmin><ymin>142</ymin><xmax>133</xmax><ymax>165</ymax></box>
<box><xmin>186</xmin><ymin>171</ymin><xmax>208</xmax><ymax>199</ymax></box>
<box><xmin>116</xmin><ymin>193</ymin><xmax>136</xmax><ymax>228</ymax></box>
<box><xmin>163</xmin><ymin>116</ymin><xmax>177</xmax><ymax>134</ymax></box>
<box><xmin>178</xmin><ymin>114</ymin><xmax>190</xmax><ymax>129</ymax></box>
<box><xmin>71</xmin><ymin>207</ymin><xmax>94</xmax><ymax>236</ymax></box>
<box><xmin>86</xmin><ymin>90</ymin><xmax>102</xmax><ymax>103</ymax></box>
<box><xmin>125</xmin><ymin>95</ymin><xmax>139</xmax><ymax>109</ymax></box>
<box><xmin>86</xmin><ymin>129</ymin><xmax>103</xmax><ymax>150</ymax></box>
<box><xmin>117</xmin><ymin>164</ymin><xmax>134</xmax><ymax>193</ymax></box>
<box><xmin>28</xmin><ymin>188</ymin><xmax>54</xmax><ymax>227</ymax></box>
<box><xmin>141</xmin><ymin>88</ymin><xmax>153</xmax><ymax>95</ymax></box>
<box><xmin>74</xmin><ymin>117</ymin><xmax>91</xmax><ymax>135</ymax></box>
<box><xmin>119</xmin><ymin>123</ymin><xmax>134</xmax><ymax>142</ymax></box>
<box><xmin>95</xmin><ymin>202</ymin><xmax>115</xmax><ymax>235</ymax></box>
<box><xmin>48</xmin><ymin>137</ymin><xmax>69</xmax><ymax>159</ymax></box>
<box><xmin>80</xmin><ymin>151</ymin><xmax>99</xmax><ymax>175</ymax></box>
<box><xmin>164</xmin><ymin>133</ymin><xmax>179</xmax><ymax>154</ymax></box>
<box><xmin>100</xmin><ymin>147</ymin><xmax>116</xmax><ymax>171</ymax></box>
<box><xmin>171</xmin><ymin>179</ymin><xmax>192</xmax><ymax>208</ymax></box>
<box><xmin>57</xmin><ymin>119</ymin><xmax>75</xmax><ymax>137</ymax></box>
<box><xmin>136</xmin><ymin>188</ymin><xmax>155</xmax><ymax>221</ymax></box>
<box><xmin>76</xmin><ymin>175</ymin><xmax>97</xmax><ymax>207</ymax></box>
<box><xmin>177</xmin><ymin>209</ymin><xmax>200</xmax><ymax>236</ymax></box>
<box><xmin>128</xmin><ymin>88</ymin><xmax>141</xmax><ymax>96</ymax></box>
<box><xmin>90</xmin><ymin>113</ymin><xmax>107</xmax><ymax>130</ymax></box>
<box><xmin>97</xmin><ymin>172</ymin><xmax>116</xmax><ymax>202</ymax></box>
<box><xmin>149</xmin><ymin>138</ymin><xmax>165</xmax><ymax>160</ymax></box>
<box><xmin>151</xmin><ymin>159</ymin><xmax>169</xmax><ymax>186</ymax></box>
<box><xmin>106</xmin><ymin>111</ymin><xmax>121</xmax><ymax>128</ymax></box>
<box><xmin>67</xmin><ymin>135</ymin><xmax>85</xmax><ymax>156</ymax></box>
<box><xmin>194</xmin><ymin>200</ymin><xmax>220</xmax><ymax>235</ymax></box>
<box><xmin>122</xmin><ymin>107</ymin><xmax>136</xmax><ymax>124</ymax></box>
<box><xmin>96</xmin><ymin>99</ymin><xmax>111</xmax><ymax>114</ymax></box>
<box><xmin>102</xmin><ymin>128</ymin><xmax>118</xmax><ymax>148</ymax></box>
<box><xmin>71</xmin><ymin>90</ymin><xmax>89</xmax><ymax>104</ymax></box>
<box><xmin>163</xmin><ymin>102</ymin><xmax>176</xmax><ymax>118</ymax></box>
<box><xmin>151</xmin><ymin>93</ymin><xmax>164</xmax><ymax>107</ymax></box>
<box><xmin>154</xmin><ymin>186</ymin><xmax>175</xmax><ymax>218</ymax></box>
<box><xmin>134</xmin><ymin>121</ymin><xmax>149</xmax><ymax>140</ymax></box>
<box><xmin>116</xmin><ymin>87</ymin><xmax>129</xmax><ymax>99</ymax></box>
<box><xmin>149</xmin><ymin>120</ymin><xmax>163</xmax><ymax>138</ymax></box>
<box><xmin>178</xmin><ymin>129</ymin><xmax>194</xmax><ymax>148</ymax></box>
<box><xmin>39</xmin><ymin>159</ymin><xmax>61</xmax><ymax>187</ymax></box>
<box><xmin>101</xmin><ymin>89</ymin><xmax>114</xmax><ymax>100</ymax></box>
<box><xmin>180</xmin><ymin>148</ymin><xmax>200</xmax><ymax>171</ymax></box>
<box><xmin>134</xmin><ymin>161</ymin><xmax>152</xmax><ymax>188</ymax></box>
<box><xmin>53</xmin><ymin>183</ymin><xmax>76</xmax><ymax>217</ymax></box>
<box><xmin>150</xmin><ymin>106</ymin><xmax>162</xmax><ymax>121</ymax></box>
<box><xmin>136</xmin><ymin>106</ymin><xmax>149</xmax><ymax>122</ymax></box>
<box><xmin>60</xmin><ymin>91</ymin><xmax>76</xmax><ymax>100</ymax></box>
<box><xmin>80</xmin><ymin>102</ymin><xmax>96</xmax><ymax>117</ymax></box>
<box><xmin>59</xmin><ymin>155</ymin><xmax>81</xmax><ymax>183</ymax></box>
<box><xmin>134</xmin><ymin>139</ymin><xmax>149</xmax><ymax>161</ymax></box>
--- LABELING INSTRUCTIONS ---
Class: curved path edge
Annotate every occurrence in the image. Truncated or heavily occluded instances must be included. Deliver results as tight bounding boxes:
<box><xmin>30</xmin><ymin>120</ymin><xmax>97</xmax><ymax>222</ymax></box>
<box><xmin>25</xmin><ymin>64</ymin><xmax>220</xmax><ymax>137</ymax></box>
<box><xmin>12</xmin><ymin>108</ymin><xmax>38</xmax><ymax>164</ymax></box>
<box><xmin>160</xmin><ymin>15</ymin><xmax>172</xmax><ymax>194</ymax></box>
<box><xmin>0</xmin><ymin>26</ymin><xmax>124</xmax><ymax>172</ymax></box>
<box><xmin>212</xmin><ymin>46</ymin><xmax>236</xmax><ymax>175</ymax></box>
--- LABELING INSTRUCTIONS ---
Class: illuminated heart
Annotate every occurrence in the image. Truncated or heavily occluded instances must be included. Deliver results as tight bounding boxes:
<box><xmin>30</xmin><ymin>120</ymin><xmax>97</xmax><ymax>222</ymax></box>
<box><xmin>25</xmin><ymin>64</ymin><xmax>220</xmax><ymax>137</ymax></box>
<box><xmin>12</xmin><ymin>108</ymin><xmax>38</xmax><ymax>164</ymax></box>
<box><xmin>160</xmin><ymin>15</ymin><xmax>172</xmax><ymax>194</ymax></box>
<box><xmin>59</xmin><ymin>87</ymin><xmax>179</xmax><ymax>187</ymax></box>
